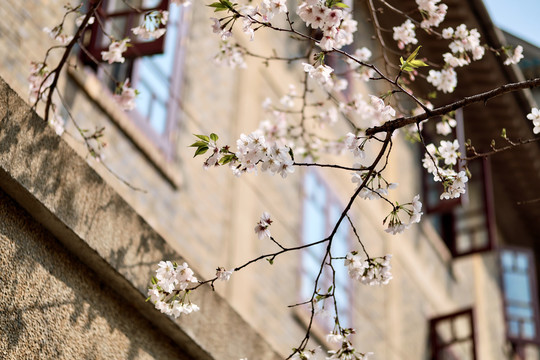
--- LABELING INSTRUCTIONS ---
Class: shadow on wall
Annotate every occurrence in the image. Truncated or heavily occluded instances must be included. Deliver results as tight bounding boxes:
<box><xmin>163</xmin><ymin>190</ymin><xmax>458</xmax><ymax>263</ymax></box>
<box><xmin>0</xmin><ymin>83</ymin><xmax>185</xmax><ymax>359</ymax></box>
<box><xmin>0</xmin><ymin>189</ymin><xmax>186</xmax><ymax>359</ymax></box>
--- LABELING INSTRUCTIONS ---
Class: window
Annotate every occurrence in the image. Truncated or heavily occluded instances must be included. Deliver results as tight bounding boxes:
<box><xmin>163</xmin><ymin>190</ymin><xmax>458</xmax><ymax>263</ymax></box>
<box><xmin>300</xmin><ymin>171</ymin><xmax>351</xmax><ymax>329</ymax></box>
<box><xmin>81</xmin><ymin>0</ymin><xmax>189</xmax><ymax>160</ymax></box>
<box><xmin>500</xmin><ymin>248</ymin><xmax>540</xmax><ymax>344</ymax></box>
<box><xmin>421</xmin><ymin>109</ymin><xmax>496</xmax><ymax>257</ymax></box>
<box><xmin>429</xmin><ymin>309</ymin><xmax>477</xmax><ymax>360</ymax></box>
<box><xmin>82</xmin><ymin>0</ymin><xmax>169</xmax><ymax>65</ymax></box>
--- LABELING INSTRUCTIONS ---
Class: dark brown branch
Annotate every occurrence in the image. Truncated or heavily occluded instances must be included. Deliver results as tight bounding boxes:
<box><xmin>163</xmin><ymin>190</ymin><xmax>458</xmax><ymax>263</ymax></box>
<box><xmin>44</xmin><ymin>0</ymin><xmax>103</xmax><ymax>122</ymax></box>
<box><xmin>462</xmin><ymin>136</ymin><xmax>540</xmax><ymax>161</ymax></box>
<box><xmin>294</xmin><ymin>162</ymin><xmax>367</xmax><ymax>171</ymax></box>
<box><xmin>366</xmin><ymin>77</ymin><xmax>540</xmax><ymax>135</ymax></box>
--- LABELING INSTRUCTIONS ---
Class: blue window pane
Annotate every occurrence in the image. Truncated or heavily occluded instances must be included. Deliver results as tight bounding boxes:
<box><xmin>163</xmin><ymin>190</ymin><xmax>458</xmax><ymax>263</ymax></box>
<box><xmin>149</xmin><ymin>99</ymin><xmax>167</xmax><ymax>134</ymax></box>
<box><xmin>301</xmin><ymin>172</ymin><xmax>351</xmax><ymax>329</ymax></box>
<box><xmin>509</xmin><ymin>321</ymin><xmax>520</xmax><ymax>337</ymax></box>
<box><xmin>501</xmin><ymin>249</ymin><xmax>539</xmax><ymax>342</ymax></box>
<box><xmin>138</xmin><ymin>59</ymin><xmax>169</xmax><ymax>100</ymax></box>
<box><xmin>303</xmin><ymin>192</ymin><xmax>327</xmax><ymax>243</ymax></box>
<box><xmin>523</xmin><ymin>321</ymin><xmax>536</xmax><ymax>339</ymax></box>
<box><xmin>135</xmin><ymin>81</ymin><xmax>153</xmax><ymax>118</ymax></box>
<box><xmin>507</xmin><ymin>305</ymin><xmax>534</xmax><ymax>320</ymax></box>
<box><xmin>516</xmin><ymin>254</ymin><xmax>529</xmax><ymax>271</ymax></box>
<box><xmin>132</xmin><ymin>5</ymin><xmax>182</xmax><ymax>136</ymax></box>
<box><xmin>501</xmin><ymin>251</ymin><xmax>514</xmax><ymax>269</ymax></box>
<box><xmin>142</xmin><ymin>0</ymin><xmax>161</xmax><ymax>7</ymax></box>
<box><xmin>504</xmin><ymin>273</ymin><xmax>531</xmax><ymax>303</ymax></box>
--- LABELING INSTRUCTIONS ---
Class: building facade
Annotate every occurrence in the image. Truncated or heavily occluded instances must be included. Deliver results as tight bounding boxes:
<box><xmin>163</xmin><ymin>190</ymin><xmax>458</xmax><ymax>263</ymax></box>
<box><xmin>0</xmin><ymin>0</ymin><xmax>539</xmax><ymax>359</ymax></box>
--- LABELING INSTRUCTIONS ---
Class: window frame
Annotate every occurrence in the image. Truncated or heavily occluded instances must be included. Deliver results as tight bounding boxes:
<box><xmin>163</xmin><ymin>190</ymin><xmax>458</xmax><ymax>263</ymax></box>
<box><xmin>429</xmin><ymin>308</ymin><xmax>478</xmax><ymax>360</ymax></box>
<box><xmin>125</xmin><ymin>5</ymin><xmax>189</xmax><ymax>160</ymax></box>
<box><xmin>81</xmin><ymin>0</ymin><xmax>189</xmax><ymax>162</ymax></box>
<box><xmin>421</xmin><ymin>109</ymin><xmax>496</xmax><ymax>257</ymax></box>
<box><xmin>82</xmin><ymin>0</ymin><xmax>169</xmax><ymax>66</ymax></box>
<box><xmin>499</xmin><ymin>247</ymin><xmax>540</xmax><ymax>345</ymax></box>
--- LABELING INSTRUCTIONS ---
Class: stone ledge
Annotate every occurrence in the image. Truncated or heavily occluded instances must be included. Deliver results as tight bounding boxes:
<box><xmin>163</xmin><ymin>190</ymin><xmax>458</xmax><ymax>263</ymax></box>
<box><xmin>0</xmin><ymin>77</ymin><xmax>281</xmax><ymax>360</ymax></box>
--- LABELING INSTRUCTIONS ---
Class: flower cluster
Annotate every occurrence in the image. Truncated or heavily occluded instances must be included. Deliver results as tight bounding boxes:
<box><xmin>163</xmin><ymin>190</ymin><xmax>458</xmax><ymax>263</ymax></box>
<box><xmin>28</xmin><ymin>62</ymin><xmax>52</xmax><ymax>104</ymax></box>
<box><xmin>345</xmin><ymin>132</ymin><xmax>367</xmax><ymax>159</ymax></box>
<box><xmin>393</xmin><ymin>19</ymin><xmax>417</xmax><ymax>50</ymax></box>
<box><xmin>327</xmin><ymin>340</ymin><xmax>374</xmax><ymax>360</ymax></box>
<box><xmin>214</xmin><ymin>41</ymin><xmax>247</xmax><ymax>69</ymax></box>
<box><xmin>297</xmin><ymin>0</ymin><xmax>357</xmax><ymax>51</ymax></box>
<box><xmin>303</xmin><ymin>63</ymin><xmax>335</xmax><ymax>88</ymax></box>
<box><xmin>427</xmin><ymin>24</ymin><xmax>486</xmax><ymax>94</ymax></box>
<box><xmin>340</xmin><ymin>94</ymin><xmax>396</xmax><ymax>127</ymax></box>
<box><xmin>383</xmin><ymin>194</ymin><xmax>423</xmax><ymax>234</ymax></box>
<box><xmin>504</xmin><ymin>45</ymin><xmax>524</xmax><ymax>66</ymax></box>
<box><xmin>254</xmin><ymin>212</ymin><xmax>273</xmax><ymax>240</ymax></box>
<box><xmin>131</xmin><ymin>10</ymin><xmax>168</xmax><ymax>40</ymax></box>
<box><xmin>43</xmin><ymin>26</ymin><xmax>73</xmax><ymax>45</ymax></box>
<box><xmin>527</xmin><ymin>108</ymin><xmax>540</xmax><ymax>134</ymax></box>
<box><xmin>345</xmin><ymin>253</ymin><xmax>393</xmax><ymax>286</ymax></box>
<box><xmin>422</xmin><ymin>143</ymin><xmax>469</xmax><ymax>199</ymax></box>
<box><xmin>442</xmin><ymin>24</ymin><xmax>485</xmax><ymax>66</ymax></box>
<box><xmin>148</xmin><ymin>261</ymin><xmax>200</xmax><ymax>318</ymax></box>
<box><xmin>191</xmin><ymin>132</ymin><xmax>295</xmax><ymax>178</ymax></box>
<box><xmin>345</xmin><ymin>47</ymin><xmax>375</xmax><ymax>81</ymax></box>
<box><xmin>216</xmin><ymin>267</ymin><xmax>233</xmax><ymax>281</ymax></box>
<box><xmin>113</xmin><ymin>79</ymin><xmax>137</xmax><ymax>111</ymax></box>
<box><xmin>416</xmin><ymin>0</ymin><xmax>447</xmax><ymax>29</ymax></box>
<box><xmin>427</xmin><ymin>68</ymin><xmax>457</xmax><ymax>94</ymax></box>
<box><xmin>234</xmin><ymin>132</ymin><xmax>294</xmax><ymax>177</ymax></box>
<box><xmin>260</xmin><ymin>0</ymin><xmax>288</xmax><ymax>22</ymax></box>
<box><xmin>436</xmin><ymin>115</ymin><xmax>457</xmax><ymax>136</ymax></box>
<box><xmin>101</xmin><ymin>38</ymin><xmax>130</xmax><ymax>64</ymax></box>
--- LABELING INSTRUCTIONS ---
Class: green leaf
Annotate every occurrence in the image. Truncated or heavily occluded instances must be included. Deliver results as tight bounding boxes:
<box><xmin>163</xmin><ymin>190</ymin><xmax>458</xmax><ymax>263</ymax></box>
<box><xmin>194</xmin><ymin>146</ymin><xmax>209</xmax><ymax>157</ymax></box>
<box><xmin>400</xmin><ymin>46</ymin><xmax>428</xmax><ymax>72</ymax></box>
<box><xmin>409</xmin><ymin>59</ymin><xmax>428</xmax><ymax>68</ymax></box>
<box><xmin>266</xmin><ymin>258</ymin><xmax>274</xmax><ymax>265</ymax></box>
<box><xmin>210</xmin><ymin>133</ymin><xmax>219</xmax><ymax>142</ymax></box>
<box><xmin>151</xmin><ymin>276</ymin><xmax>157</xmax><ymax>285</ymax></box>
<box><xmin>189</xmin><ymin>141</ymin><xmax>208</xmax><ymax>148</ymax></box>
<box><xmin>334</xmin><ymin>2</ymin><xmax>349</xmax><ymax>8</ymax></box>
<box><xmin>194</xmin><ymin>134</ymin><xmax>210</xmax><ymax>142</ymax></box>
<box><xmin>327</xmin><ymin>285</ymin><xmax>333</xmax><ymax>293</ymax></box>
<box><xmin>406</xmin><ymin>45</ymin><xmax>422</xmax><ymax>63</ymax></box>
<box><xmin>219</xmin><ymin>154</ymin><xmax>236</xmax><ymax>165</ymax></box>
<box><xmin>208</xmin><ymin>2</ymin><xmax>227</xmax><ymax>11</ymax></box>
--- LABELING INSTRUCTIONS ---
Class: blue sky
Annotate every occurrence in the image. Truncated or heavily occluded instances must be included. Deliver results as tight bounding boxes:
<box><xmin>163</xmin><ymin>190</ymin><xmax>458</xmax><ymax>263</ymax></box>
<box><xmin>483</xmin><ymin>0</ymin><xmax>540</xmax><ymax>47</ymax></box>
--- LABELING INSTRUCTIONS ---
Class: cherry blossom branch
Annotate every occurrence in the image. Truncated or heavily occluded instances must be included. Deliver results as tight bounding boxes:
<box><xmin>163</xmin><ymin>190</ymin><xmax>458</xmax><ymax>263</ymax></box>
<box><xmin>294</xmin><ymin>162</ymin><xmax>367</xmax><ymax>171</ymax></box>
<box><xmin>44</xmin><ymin>0</ymin><xmax>103</xmax><ymax>123</ymax></box>
<box><xmin>462</xmin><ymin>135</ymin><xmax>540</xmax><ymax>161</ymax></box>
<box><xmin>367</xmin><ymin>0</ymin><xmax>393</xmax><ymax>75</ymax></box>
<box><xmin>346</xmin><ymin>214</ymin><xmax>370</xmax><ymax>260</ymax></box>
<box><xmin>366</xmin><ymin>77</ymin><xmax>540</xmax><ymax>135</ymax></box>
<box><xmin>242</xmin><ymin>47</ymin><xmax>310</xmax><ymax>63</ymax></box>
<box><xmin>55</xmin><ymin>89</ymin><xmax>147</xmax><ymax>192</ymax></box>
<box><xmin>291</xmin><ymin>131</ymin><xmax>393</xmax><ymax>356</ymax></box>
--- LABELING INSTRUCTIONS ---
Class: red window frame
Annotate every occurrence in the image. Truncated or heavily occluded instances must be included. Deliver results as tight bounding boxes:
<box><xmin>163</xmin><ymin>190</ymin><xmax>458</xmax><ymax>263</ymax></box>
<box><xmin>499</xmin><ymin>247</ymin><xmax>540</xmax><ymax>346</ymax></box>
<box><xmin>79</xmin><ymin>0</ymin><xmax>188</xmax><ymax>162</ymax></box>
<box><xmin>429</xmin><ymin>308</ymin><xmax>477</xmax><ymax>360</ymax></box>
<box><xmin>81</xmin><ymin>0</ymin><xmax>169</xmax><ymax>66</ymax></box>
<box><xmin>421</xmin><ymin>109</ymin><xmax>496</xmax><ymax>257</ymax></box>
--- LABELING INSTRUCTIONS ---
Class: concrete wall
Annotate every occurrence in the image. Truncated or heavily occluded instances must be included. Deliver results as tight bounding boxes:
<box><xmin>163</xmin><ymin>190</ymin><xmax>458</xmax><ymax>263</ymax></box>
<box><xmin>0</xmin><ymin>77</ymin><xmax>282</xmax><ymax>360</ymax></box>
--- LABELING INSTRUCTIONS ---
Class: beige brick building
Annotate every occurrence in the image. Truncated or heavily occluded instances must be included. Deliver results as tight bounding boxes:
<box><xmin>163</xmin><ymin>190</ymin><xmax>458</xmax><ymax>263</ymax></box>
<box><xmin>1</xmin><ymin>0</ymin><xmax>540</xmax><ymax>359</ymax></box>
